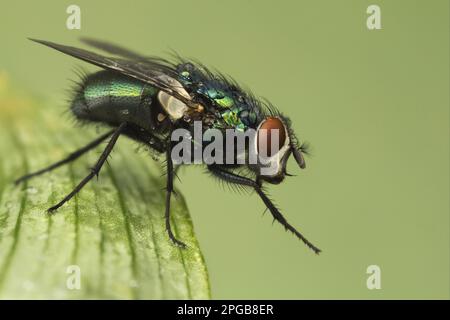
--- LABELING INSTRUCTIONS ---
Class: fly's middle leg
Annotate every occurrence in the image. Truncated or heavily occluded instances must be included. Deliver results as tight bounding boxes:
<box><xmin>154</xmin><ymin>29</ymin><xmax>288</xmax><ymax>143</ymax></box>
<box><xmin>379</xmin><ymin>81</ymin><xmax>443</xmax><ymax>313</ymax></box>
<box><xmin>164</xmin><ymin>147</ymin><xmax>187</xmax><ymax>248</ymax></box>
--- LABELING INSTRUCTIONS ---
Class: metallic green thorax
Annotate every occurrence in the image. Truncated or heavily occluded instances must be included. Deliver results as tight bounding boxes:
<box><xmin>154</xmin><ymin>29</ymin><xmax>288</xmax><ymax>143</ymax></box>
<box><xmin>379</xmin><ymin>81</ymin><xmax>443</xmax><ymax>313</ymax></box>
<box><xmin>176</xmin><ymin>63</ymin><xmax>261</xmax><ymax>131</ymax></box>
<box><xmin>199</xmin><ymin>88</ymin><xmax>247</xmax><ymax>131</ymax></box>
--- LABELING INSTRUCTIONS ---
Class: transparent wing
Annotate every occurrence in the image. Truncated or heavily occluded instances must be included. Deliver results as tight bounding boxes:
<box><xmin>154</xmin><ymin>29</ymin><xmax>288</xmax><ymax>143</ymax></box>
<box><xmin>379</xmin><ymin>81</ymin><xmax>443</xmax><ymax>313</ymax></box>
<box><xmin>29</xmin><ymin>38</ymin><xmax>193</xmax><ymax>107</ymax></box>
<box><xmin>80</xmin><ymin>37</ymin><xmax>150</xmax><ymax>60</ymax></box>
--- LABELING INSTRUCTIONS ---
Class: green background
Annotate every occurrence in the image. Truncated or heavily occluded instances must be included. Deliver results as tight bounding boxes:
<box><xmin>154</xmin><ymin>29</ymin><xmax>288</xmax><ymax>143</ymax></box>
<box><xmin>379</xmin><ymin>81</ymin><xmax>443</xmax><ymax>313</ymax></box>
<box><xmin>0</xmin><ymin>0</ymin><xmax>448</xmax><ymax>299</ymax></box>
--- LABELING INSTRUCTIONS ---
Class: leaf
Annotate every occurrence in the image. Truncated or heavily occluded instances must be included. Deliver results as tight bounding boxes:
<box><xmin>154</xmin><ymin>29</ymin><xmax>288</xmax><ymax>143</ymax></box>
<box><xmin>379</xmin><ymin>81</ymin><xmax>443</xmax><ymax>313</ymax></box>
<box><xmin>0</xmin><ymin>72</ymin><xmax>210</xmax><ymax>299</ymax></box>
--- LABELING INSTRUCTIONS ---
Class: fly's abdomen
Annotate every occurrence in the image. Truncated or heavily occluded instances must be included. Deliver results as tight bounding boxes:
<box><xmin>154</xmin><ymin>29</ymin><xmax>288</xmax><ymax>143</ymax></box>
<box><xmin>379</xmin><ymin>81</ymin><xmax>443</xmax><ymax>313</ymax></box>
<box><xmin>71</xmin><ymin>70</ymin><xmax>158</xmax><ymax>131</ymax></box>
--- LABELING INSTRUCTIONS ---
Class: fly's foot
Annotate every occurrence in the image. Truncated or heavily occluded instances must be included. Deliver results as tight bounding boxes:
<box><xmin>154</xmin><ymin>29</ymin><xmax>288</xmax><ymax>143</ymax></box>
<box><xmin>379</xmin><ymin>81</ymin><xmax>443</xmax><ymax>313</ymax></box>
<box><xmin>170</xmin><ymin>236</ymin><xmax>187</xmax><ymax>249</ymax></box>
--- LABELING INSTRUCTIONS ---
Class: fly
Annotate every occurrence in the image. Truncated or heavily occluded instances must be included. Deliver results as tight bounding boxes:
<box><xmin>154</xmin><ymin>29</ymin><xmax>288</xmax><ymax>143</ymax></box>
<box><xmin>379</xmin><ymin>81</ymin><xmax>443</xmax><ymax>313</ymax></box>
<box><xmin>15</xmin><ymin>38</ymin><xmax>321</xmax><ymax>254</ymax></box>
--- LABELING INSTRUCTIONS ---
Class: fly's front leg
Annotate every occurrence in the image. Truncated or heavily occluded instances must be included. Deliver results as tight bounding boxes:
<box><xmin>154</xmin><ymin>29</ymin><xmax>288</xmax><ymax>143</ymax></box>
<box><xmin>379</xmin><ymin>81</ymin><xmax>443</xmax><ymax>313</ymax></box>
<box><xmin>164</xmin><ymin>147</ymin><xmax>187</xmax><ymax>248</ymax></box>
<box><xmin>208</xmin><ymin>165</ymin><xmax>321</xmax><ymax>254</ymax></box>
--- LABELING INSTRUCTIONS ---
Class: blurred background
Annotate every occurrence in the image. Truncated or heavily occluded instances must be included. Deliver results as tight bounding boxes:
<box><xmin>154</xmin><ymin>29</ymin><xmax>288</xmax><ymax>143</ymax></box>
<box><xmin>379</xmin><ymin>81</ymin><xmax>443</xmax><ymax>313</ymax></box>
<box><xmin>0</xmin><ymin>0</ymin><xmax>448</xmax><ymax>299</ymax></box>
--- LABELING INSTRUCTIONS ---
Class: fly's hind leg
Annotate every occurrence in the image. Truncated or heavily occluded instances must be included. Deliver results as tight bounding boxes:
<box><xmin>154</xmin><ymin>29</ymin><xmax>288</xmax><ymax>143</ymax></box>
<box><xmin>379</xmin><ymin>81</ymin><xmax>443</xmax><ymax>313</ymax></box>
<box><xmin>15</xmin><ymin>129</ymin><xmax>115</xmax><ymax>185</ymax></box>
<box><xmin>47</xmin><ymin>123</ymin><xmax>127</xmax><ymax>213</ymax></box>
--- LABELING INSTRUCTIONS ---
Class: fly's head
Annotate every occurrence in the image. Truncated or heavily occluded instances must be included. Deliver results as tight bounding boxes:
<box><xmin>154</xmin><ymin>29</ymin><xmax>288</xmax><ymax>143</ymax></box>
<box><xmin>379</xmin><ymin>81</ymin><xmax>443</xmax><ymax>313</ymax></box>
<box><xmin>253</xmin><ymin>115</ymin><xmax>309</xmax><ymax>185</ymax></box>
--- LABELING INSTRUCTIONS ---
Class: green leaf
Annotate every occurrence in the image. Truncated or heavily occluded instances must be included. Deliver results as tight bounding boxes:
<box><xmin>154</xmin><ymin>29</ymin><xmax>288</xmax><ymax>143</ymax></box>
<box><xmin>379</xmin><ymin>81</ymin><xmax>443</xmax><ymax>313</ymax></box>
<box><xmin>0</xmin><ymin>73</ymin><xmax>210</xmax><ymax>299</ymax></box>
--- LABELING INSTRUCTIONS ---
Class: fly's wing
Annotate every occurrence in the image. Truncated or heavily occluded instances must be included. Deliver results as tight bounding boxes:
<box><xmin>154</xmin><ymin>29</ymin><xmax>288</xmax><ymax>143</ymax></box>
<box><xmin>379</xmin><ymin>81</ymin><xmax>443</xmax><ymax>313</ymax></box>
<box><xmin>80</xmin><ymin>37</ymin><xmax>151</xmax><ymax>61</ymax></box>
<box><xmin>29</xmin><ymin>38</ymin><xmax>193</xmax><ymax>108</ymax></box>
<box><xmin>79</xmin><ymin>38</ymin><xmax>179</xmax><ymax>81</ymax></box>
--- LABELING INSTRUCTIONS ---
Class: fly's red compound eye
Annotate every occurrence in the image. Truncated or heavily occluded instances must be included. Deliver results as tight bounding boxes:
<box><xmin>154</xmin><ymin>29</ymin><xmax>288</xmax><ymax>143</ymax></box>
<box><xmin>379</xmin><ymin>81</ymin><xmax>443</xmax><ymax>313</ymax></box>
<box><xmin>257</xmin><ymin>117</ymin><xmax>287</xmax><ymax>157</ymax></box>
